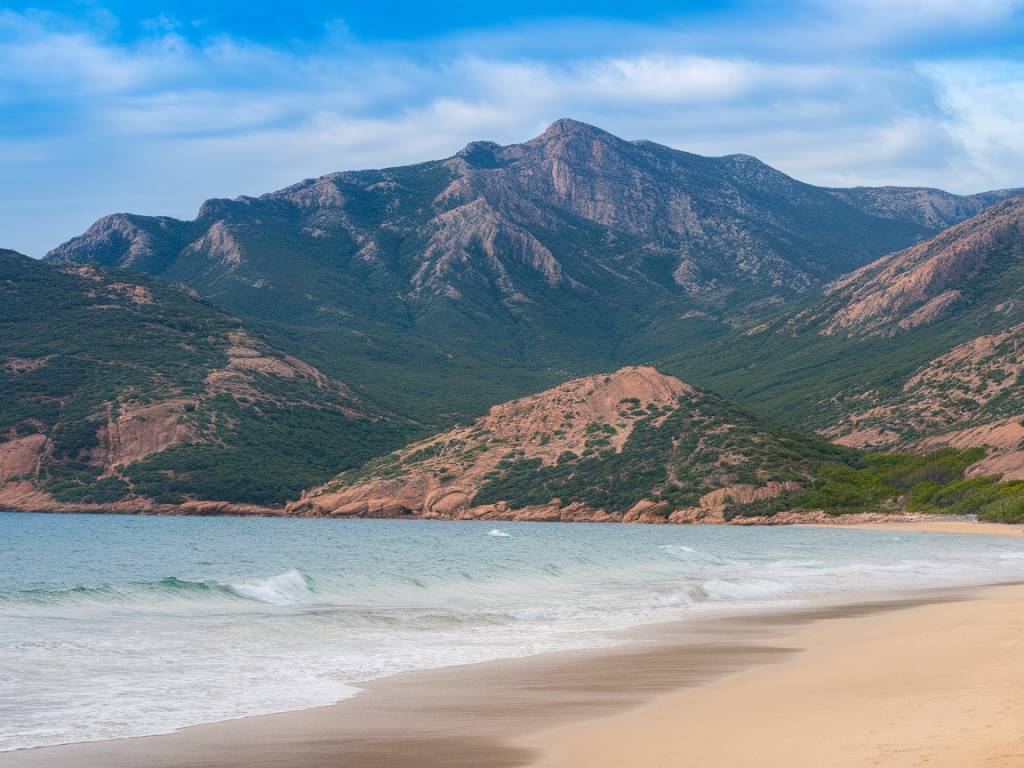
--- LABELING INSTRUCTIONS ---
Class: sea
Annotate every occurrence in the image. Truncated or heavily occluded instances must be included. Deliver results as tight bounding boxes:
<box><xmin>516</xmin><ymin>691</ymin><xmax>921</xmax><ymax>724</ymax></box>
<box><xmin>3</xmin><ymin>512</ymin><xmax>1024</xmax><ymax>752</ymax></box>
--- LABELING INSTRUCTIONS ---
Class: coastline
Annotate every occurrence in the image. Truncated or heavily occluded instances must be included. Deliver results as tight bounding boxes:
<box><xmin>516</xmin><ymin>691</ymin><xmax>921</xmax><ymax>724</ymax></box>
<box><xmin>3</xmin><ymin>582</ymin><xmax>1018</xmax><ymax>768</ymax></box>
<box><xmin>5</xmin><ymin>494</ymin><xmax>1022</xmax><ymax>535</ymax></box>
<box><xmin>806</xmin><ymin>518</ymin><xmax>1024</xmax><ymax>537</ymax></box>
<box><xmin>526</xmin><ymin>581</ymin><xmax>1024</xmax><ymax>767</ymax></box>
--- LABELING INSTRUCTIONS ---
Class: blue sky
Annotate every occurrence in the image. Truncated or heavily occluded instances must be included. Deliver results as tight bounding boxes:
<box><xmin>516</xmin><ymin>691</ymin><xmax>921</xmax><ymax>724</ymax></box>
<box><xmin>2</xmin><ymin>1</ymin><xmax>1023</xmax><ymax>256</ymax></box>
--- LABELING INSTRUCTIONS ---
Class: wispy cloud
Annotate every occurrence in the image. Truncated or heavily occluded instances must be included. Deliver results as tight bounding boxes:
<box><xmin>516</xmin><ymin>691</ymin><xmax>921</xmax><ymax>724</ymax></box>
<box><xmin>1</xmin><ymin>4</ymin><xmax>1022</xmax><ymax>256</ymax></box>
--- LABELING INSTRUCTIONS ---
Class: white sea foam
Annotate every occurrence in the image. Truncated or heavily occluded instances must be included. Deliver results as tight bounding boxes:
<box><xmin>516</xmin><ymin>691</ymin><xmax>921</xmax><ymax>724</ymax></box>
<box><xmin>229</xmin><ymin>570</ymin><xmax>315</xmax><ymax>604</ymax></box>
<box><xmin>702</xmin><ymin>578</ymin><xmax>793</xmax><ymax>600</ymax></box>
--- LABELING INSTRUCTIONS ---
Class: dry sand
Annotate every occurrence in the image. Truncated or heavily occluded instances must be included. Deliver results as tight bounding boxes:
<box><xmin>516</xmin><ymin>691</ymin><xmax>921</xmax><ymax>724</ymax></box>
<box><xmin>809</xmin><ymin>518</ymin><xmax>1024</xmax><ymax>537</ymax></box>
<box><xmin>526</xmin><ymin>582</ymin><xmax>1024</xmax><ymax>768</ymax></box>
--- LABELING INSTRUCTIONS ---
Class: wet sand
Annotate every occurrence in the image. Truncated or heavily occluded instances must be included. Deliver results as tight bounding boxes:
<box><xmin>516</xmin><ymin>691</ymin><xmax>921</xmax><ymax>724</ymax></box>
<box><xmin>527</xmin><ymin>582</ymin><xmax>1024</xmax><ymax>767</ymax></box>
<box><xmin>1</xmin><ymin>589</ymin><xmax>977</xmax><ymax>768</ymax></box>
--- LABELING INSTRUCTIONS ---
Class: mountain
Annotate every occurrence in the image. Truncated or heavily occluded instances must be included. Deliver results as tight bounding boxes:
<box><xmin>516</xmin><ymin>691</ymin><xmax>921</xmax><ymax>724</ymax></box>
<box><xmin>46</xmin><ymin>119</ymin><xmax>1015</xmax><ymax>431</ymax></box>
<box><xmin>824</xmin><ymin>186</ymin><xmax>1022</xmax><ymax>231</ymax></box>
<box><xmin>797</xmin><ymin>196</ymin><xmax>1024</xmax><ymax>337</ymax></box>
<box><xmin>664</xmin><ymin>197</ymin><xmax>1024</xmax><ymax>476</ymax></box>
<box><xmin>0</xmin><ymin>251</ymin><xmax>410</xmax><ymax>511</ymax></box>
<box><xmin>288</xmin><ymin>366</ymin><xmax>858</xmax><ymax>523</ymax></box>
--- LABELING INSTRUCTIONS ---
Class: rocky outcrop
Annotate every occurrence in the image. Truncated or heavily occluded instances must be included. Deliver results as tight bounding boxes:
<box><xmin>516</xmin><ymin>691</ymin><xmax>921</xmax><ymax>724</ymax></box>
<box><xmin>46</xmin><ymin>213</ymin><xmax>190</xmax><ymax>273</ymax></box>
<box><xmin>288</xmin><ymin>366</ymin><xmax>689</xmax><ymax>518</ymax></box>
<box><xmin>816</xmin><ymin>197</ymin><xmax>1024</xmax><ymax>337</ymax></box>
<box><xmin>0</xmin><ymin>434</ymin><xmax>46</xmax><ymax>481</ymax></box>
<box><xmin>288</xmin><ymin>366</ymin><xmax>843</xmax><ymax>524</ymax></box>
<box><xmin>0</xmin><ymin>480</ymin><xmax>283</xmax><ymax>516</ymax></box>
<box><xmin>91</xmin><ymin>402</ymin><xmax>196</xmax><ymax>469</ymax></box>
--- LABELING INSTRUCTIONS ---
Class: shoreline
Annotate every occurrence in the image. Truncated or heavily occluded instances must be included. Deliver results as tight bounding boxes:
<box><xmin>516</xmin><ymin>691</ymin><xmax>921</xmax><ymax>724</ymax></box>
<box><xmin>525</xmin><ymin>580</ymin><xmax>1024</xmax><ymax>767</ymax></box>
<box><xmin>4</xmin><ymin>505</ymin><xmax>1023</xmax><ymax>535</ymax></box>
<box><xmin>806</xmin><ymin>517</ymin><xmax>1024</xmax><ymax>536</ymax></box>
<box><xmin>1</xmin><ymin>582</ymin><xmax>1013</xmax><ymax>768</ymax></box>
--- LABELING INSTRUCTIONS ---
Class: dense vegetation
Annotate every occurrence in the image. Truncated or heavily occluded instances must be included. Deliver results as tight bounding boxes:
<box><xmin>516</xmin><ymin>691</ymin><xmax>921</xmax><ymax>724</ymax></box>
<box><xmin>472</xmin><ymin>390</ymin><xmax>855</xmax><ymax>514</ymax></box>
<box><xmin>727</xmin><ymin>448</ymin><xmax>1015</xmax><ymax>519</ymax></box>
<box><xmin>0</xmin><ymin>251</ymin><xmax>414</xmax><ymax>507</ymax></box>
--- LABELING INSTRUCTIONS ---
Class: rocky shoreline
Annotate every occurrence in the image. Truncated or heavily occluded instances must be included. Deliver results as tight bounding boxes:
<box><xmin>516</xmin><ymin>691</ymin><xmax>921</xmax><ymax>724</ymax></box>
<box><xmin>0</xmin><ymin>480</ymin><xmax>939</xmax><ymax>527</ymax></box>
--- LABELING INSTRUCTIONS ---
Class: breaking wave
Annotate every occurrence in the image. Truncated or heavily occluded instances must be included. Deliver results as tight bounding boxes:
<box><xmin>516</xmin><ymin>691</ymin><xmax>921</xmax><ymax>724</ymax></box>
<box><xmin>4</xmin><ymin>570</ymin><xmax>317</xmax><ymax>609</ymax></box>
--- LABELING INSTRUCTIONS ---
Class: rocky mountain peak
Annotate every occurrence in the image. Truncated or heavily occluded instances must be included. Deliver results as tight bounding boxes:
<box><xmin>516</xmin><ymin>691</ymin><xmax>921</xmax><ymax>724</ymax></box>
<box><xmin>537</xmin><ymin>117</ymin><xmax>607</xmax><ymax>140</ymax></box>
<box><xmin>45</xmin><ymin>120</ymin><xmax>1022</xmax><ymax>378</ymax></box>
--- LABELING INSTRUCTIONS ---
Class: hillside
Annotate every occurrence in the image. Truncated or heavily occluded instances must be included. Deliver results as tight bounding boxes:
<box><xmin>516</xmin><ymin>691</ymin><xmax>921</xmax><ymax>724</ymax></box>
<box><xmin>46</xmin><ymin>119</ymin><xmax>1015</xmax><ymax>430</ymax></box>
<box><xmin>824</xmin><ymin>186</ymin><xmax>1022</xmax><ymax>231</ymax></box>
<box><xmin>288</xmin><ymin>366</ymin><xmax>858</xmax><ymax>523</ymax></box>
<box><xmin>0</xmin><ymin>251</ymin><xmax>409</xmax><ymax>511</ymax></box>
<box><xmin>663</xmin><ymin>197</ymin><xmax>1024</xmax><ymax>474</ymax></box>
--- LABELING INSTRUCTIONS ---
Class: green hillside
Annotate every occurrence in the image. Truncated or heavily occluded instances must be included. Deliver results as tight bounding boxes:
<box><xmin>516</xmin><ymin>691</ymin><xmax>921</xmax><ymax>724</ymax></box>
<box><xmin>0</xmin><ymin>251</ymin><xmax>411</xmax><ymax>507</ymax></box>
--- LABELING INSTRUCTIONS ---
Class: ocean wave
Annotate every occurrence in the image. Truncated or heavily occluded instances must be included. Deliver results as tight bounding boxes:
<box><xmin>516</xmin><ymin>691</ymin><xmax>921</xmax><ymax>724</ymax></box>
<box><xmin>659</xmin><ymin>544</ymin><xmax>734</xmax><ymax>566</ymax></box>
<box><xmin>228</xmin><ymin>570</ymin><xmax>315</xmax><ymax>604</ymax></box>
<box><xmin>3</xmin><ymin>570</ymin><xmax>317</xmax><ymax>609</ymax></box>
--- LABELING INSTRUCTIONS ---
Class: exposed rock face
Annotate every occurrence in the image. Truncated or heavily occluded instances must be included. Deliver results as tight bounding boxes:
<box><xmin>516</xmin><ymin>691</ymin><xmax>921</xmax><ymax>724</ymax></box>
<box><xmin>0</xmin><ymin>434</ymin><xmax>46</xmax><ymax>481</ymax></box>
<box><xmin>813</xmin><ymin>198</ymin><xmax>1024</xmax><ymax>337</ymax></box>
<box><xmin>47</xmin><ymin>120</ymin><xmax>1010</xmax><ymax>365</ymax></box>
<box><xmin>288</xmin><ymin>366</ymin><xmax>687</xmax><ymax>518</ymax></box>
<box><xmin>825</xmin><ymin>323</ymin><xmax>1024</xmax><ymax>448</ymax></box>
<box><xmin>91</xmin><ymin>402</ymin><xmax>197</xmax><ymax>469</ymax></box>
<box><xmin>825</xmin><ymin>186</ymin><xmax>1023</xmax><ymax>231</ymax></box>
<box><xmin>792</xmin><ymin>200</ymin><xmax>1024</xmax><ymax>477</ymax></box>
<box><xmin>47</xmin><ymin>214</ymin><xmax>189</xmax><ymax>273</ymax></box>
<box><xmin>288</xmin><ymin>365</ymin><xmax>844</xmax><ymax>524</ymax></box>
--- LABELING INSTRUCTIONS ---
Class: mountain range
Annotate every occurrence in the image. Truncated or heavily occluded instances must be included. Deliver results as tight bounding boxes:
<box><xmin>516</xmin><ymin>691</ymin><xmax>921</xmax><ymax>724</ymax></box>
<box><xmin>4</xmin><ymin>119</ymin><xmax>1024</xmax><ymax>520</ymax></box>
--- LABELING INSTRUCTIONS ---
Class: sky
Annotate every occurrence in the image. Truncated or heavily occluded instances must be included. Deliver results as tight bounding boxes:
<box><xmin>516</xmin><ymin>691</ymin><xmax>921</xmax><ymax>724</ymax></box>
<box><xmin>2</xmin><ymin>1</ymin><xmax>1023</xmax><ymax>257</ymax></box>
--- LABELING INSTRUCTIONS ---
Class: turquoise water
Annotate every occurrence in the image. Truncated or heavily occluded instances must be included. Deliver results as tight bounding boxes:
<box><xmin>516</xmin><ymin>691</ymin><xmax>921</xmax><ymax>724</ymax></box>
<box><xmin>3</xmin><ymin>512</ymin><xmax>1024</xmax><ymax>751</ymax></box>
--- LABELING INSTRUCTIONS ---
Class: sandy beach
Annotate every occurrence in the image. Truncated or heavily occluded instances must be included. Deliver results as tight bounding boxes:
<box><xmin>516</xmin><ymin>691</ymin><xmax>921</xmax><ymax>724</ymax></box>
<box><xmin>809</xmin><ymin>518</ymin><xmax>1024</xmax><ymax>537</ymax></box>
<box><xmin>3</xmin><ymin>578</ymin><xmax>1023</xmax><ymax>768</ymax></box>
<box><xmin>526</xmin><ymin>581</ymin><xmax>1024</xmax><ymax>767</ymax></box>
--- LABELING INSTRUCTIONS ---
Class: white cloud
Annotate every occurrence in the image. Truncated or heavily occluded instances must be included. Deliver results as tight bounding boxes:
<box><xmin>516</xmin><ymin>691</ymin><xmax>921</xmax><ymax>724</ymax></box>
<box><xmin>921</xmin><ymin>60</ymin><xmax>1024</xmax><ymax>190</ymax></box>
<box><xmin>1</xmin><ymin>8</ymin><xmax>1023</xmax><ymax>257</ymax></box>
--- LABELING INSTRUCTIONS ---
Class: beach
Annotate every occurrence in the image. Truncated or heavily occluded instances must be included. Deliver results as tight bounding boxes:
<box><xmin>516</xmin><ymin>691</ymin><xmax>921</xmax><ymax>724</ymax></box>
<box><xmin>4</xmin><ymin>516</ymin><xmax>1024</xmax><ymax>767</ymax></box>
<box><xmin>527</xmin><ymin>580</ymin><xmax>1024</xmax><ymax>767</ymax></box>
<box><xmin>1</xmin><ymin>582</ymin><xmax>1021</xmax><ymax>767</ymax></box>
<box><xmin>809</xmin><ymin>518</ymin><xmax>1024</xmax><ymax>537</ymax></box>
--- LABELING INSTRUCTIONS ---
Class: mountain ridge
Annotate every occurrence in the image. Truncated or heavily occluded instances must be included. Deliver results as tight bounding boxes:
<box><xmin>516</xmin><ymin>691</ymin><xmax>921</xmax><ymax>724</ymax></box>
<box><xmin>45</xmin><ymin>119</ymin><xmax>1022</xmax><ymax>436</ymax></box>
<box><xmin>663</xmin><ymin>197</ymin><xmax>1024</xmax><ymax>477</ymax></box>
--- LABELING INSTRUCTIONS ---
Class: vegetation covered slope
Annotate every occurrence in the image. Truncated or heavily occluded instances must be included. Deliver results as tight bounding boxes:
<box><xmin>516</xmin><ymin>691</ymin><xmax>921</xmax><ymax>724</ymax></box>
<box><xmin>46</xmin><ymin>120</ymin><xmax>1016</xmax><ymax>433</ymax></box>
<box><xmin>289</xmin><ymin>366</ymin><xmax>862</xmax><ymax>522</ymax></box>
<box><xmin>0</xmin><ymin>251</ymin><xmax>409</xmax><ymax>509</ymax></box>
<box><xmin>663</xmin><ymin>197</ymin><xmax>1024</xmax><ymax>476</ymax></box>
